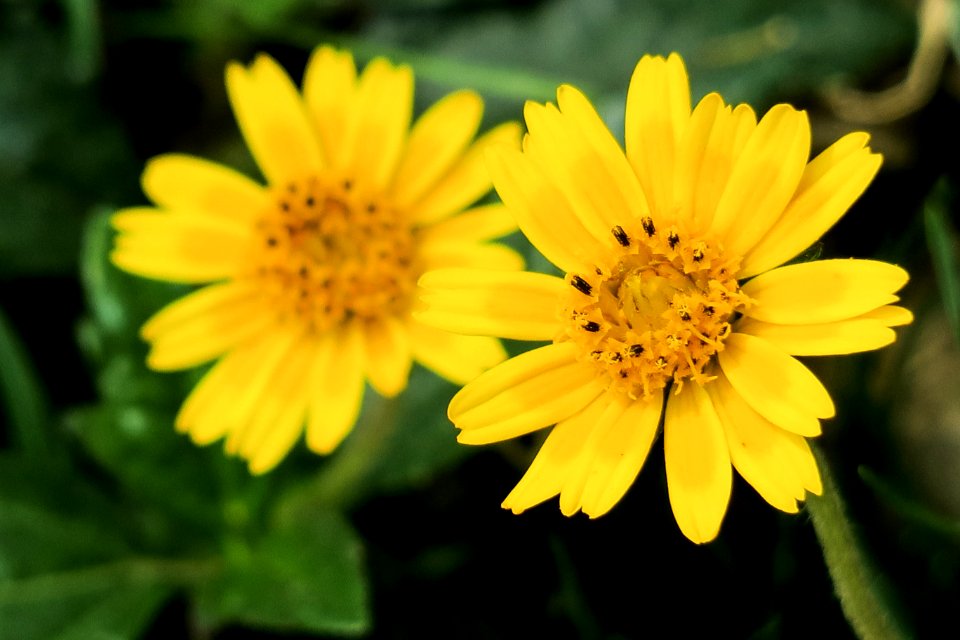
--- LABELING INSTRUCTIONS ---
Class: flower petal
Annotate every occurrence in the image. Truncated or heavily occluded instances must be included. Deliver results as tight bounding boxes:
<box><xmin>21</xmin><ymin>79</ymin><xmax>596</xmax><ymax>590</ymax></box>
<box><xmin>306</xmin><ymin>324</ymin><xmax>366</xmax><ymax>454</ymax></box>
<box><xmin>448</xmin><ymin>342</ymin><xmax>604</xmax><ymax>445</ymax></box>
<box><xmin>741</xmin><ymin>259</ymin><xmax>909</xmax><ymax>324</ymax></box>
<box><xmin>487</xmin><ymin>146</ymin><xmax>607</xmax><ymax>274</ymax></box>
<box><xmin>709</xmin><ymin>374</ymin><xmax>822</xmax><ymax>513</ymax></box>
<box><xmin>111</xmin><ymin>208</ymin><xmax>251</xmax><ymax>283</ymax></box>
<box><xmin>143</xmin><ymin>284</ymin><xmax>276</xmax><ymax>371</ymax></box>
<box><xmin>501</xmin><ymin>393</ymin><xmax>609</xmax><ymax>514</ymax></box>
<box><xmin>740</xmin><ymin>132</ymin><xmax>882</xmax><ymax>278</ymax></box>
<box><xmin>625</xmin><ymin>53</ymin><xmax>691</xmax><ymax>220</ymax></box>
<box><xmin>861</xmin><ymin>304</ymin><xmax>913</xmax><ymax>326</ymax></box>
<box><xmin>419</xmin><ymin>240</ymin><xmax>525</xmax><ymax>272</ymax></box>
<box><xmin>391</xmin><ymin>90</ymin><xmax>484</xmax><ymax>207</ymax></box>
<box><xmin>225</xmin><ymin>55</ymin><xmax>323</xmax><ymax>185</ymax></box>
<box><xmin>417</xmin><ymin>268</ymin><xmax>564</xmax><ymax>341</ymax></box>
<box><xmin>339</xmin><ymin>57</ymin><xmax>414</xmax><ymax>189</ymax></box>
<box><xmin>413</xmin><ymin>122</ymin><xmax>522</xmax><ymax>225</ymax></box>
<box><xmin>303</xmin><ymin>45</ymin><xmax>357</xmax><ymax>167</ymax></box>
<box><xmin>718</xmin><ymin>333</ymin><xmax>833</xmax><ymax>436</ymax></box>
<box><xmin>735</xmin><ymin>316</ymin><xmax>896</xmax><ymax>356</ymax></box>
<box><xmin>664</xmin><ymin>382</ymin><xmax>732</xmax><ymax>544</ymax></box>
<box><xmin>578</xmin><ymin>394</ymin><xmax>663</xmax><ymax>518</ymax></box>
<box><xmin>419</xmin><ymin>203</ymin><xmax>517</xmax><ymax>243</ymax></box>
<box><xmin>362</xmin><ymin>315</ymin><xmax>412</xmax><ymax>398</ymax></box>
<box><xmin>711</xmin><ymin>104</ymin><xmax>811</xmax><ymax>257</ymax></box>
<box><xmin>408</xmin><ymin>322</ymin><xmax>507</xmax><ymax>385</ymax></box>
<box><xmin>141</xmin><ymin>154</ymin><xmax>269</xmax><ymax>222</ymax></box>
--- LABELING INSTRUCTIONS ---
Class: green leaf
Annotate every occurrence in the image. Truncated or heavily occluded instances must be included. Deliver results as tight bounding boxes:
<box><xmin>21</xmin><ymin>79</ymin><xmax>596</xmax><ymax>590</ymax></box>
<box><xmin>859</xmin><ymin>466</ymin><xmax>960</xmax><ymax>539</ymax></box>
<box><xmin>923</xmin><ymin>179</ymin><xmax>960</xmax><ymax>344</ymax></box>
<box><xmin>0</xmin><ymin>307</ymin><xmax>51</xmax><ymax>457</ymax></box>
<box><xmin>197</xmin><ymin>509</ymin><xmax>369</xmax><ymax>635</ymax></box>
<box><xmin>807</xmin><ymin>445</ymin><xmax>911</xmax><ymax>640</ymax></box>
<box><xmin>947</xmin><ymin>0</ymin><xmax>960</xmax><ymax>62</ymax></box>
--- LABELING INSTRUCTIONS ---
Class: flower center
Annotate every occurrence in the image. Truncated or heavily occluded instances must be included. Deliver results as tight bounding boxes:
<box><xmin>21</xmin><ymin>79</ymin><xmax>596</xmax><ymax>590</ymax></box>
<box><xmin>250</xmin><ymin>175</ymin><xmax>418</xmax><ymax>332</ymax></box>
<box><xmin>561</xmin><ymin>217</ymin><xmax>748</xmax><ymax>398</ymax></box>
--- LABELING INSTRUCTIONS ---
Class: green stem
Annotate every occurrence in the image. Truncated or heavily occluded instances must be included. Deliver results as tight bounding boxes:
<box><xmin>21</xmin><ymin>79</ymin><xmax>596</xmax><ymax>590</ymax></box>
<box><xmin>806</xmin><ymin>445</ymin><xmax>910</xmax><ymax>640</ymax></box>
<box><xmin>0</xmin><ymin>307</ymin><xmax>51</xmax><ymax>458</ymax></box>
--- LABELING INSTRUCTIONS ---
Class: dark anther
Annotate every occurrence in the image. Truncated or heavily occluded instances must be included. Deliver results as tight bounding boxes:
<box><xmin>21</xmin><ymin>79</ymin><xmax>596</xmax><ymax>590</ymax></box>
<box><xmin>570</xmin><ymin>275</ymin><xmax>593</xmax><ymax>296</ymax></box>
<box><xmin>342</xmin><ymin>179</ymin><xmax>353</xmax><ymax>191</ymax></box>
<box><xmin>266</xmin><ymin>236</ymin><xmax>278</xmax><ymax>247</ymax></box>
<box><xmin>641</xmin><ymin>217</ymin><xmax>656</xmax><ymax>236</ymax></box>
<box><xmin>656</xmin><ymin>356</ymin><xmax>667</xmax><ymax>366</ymax></box>
<box><xmin>667</xmin><ymin>231</ymin><xmax>680</xmax><ymax>249</ymax></box>
<box><xmin>582</xmin><ymin>321</ymin><xmax>601</xmax><ymax>332</ymax></box>
<box><xmin>280</xmin><ymin>202</ymin><xmax>290</xmax><ymax>212</ymax></box>
<box><xmin>610</xmin><ymin>352</ymin><xmax>623</xmax><ymax>362</ymax></box>
<box><xmin>619</xmin><ymin>370</ymin><xmax>629</xmax><ymax>378</ymax></box>
<box><xmin>612</xmin><ymin>225</ymin><xmax>630</xmax><ymax>247</ymax></box>
<box><xmin>595</xmin><ymin>267</ymin><xmax>603</xmax><ymax>275</ymax></box>
<box><xmin>629</xmin><ymin>344</ymin><xmax>644</xmax><ymax>356</ymax></box>
<box><xmin>298</xmin><ymin>266</ymin><xmax>310</xmax><ymax>278</ymax></box>
<box><xmin>692</xmin><ymin>248</ymin><xmax>704</xmax><ymax>262</ymax></box>
<box><xmin>366</xmin><ymin>203</ymin><xmax>377</xmax><ymax>213</ymax></box>
<box><xmin>306</xmin><ymin>196</ymin><xmax>315</xmax><ymax>207</ymax></box>
<box><xmin>591</xmin><ymin>349</ymin><xmax>604</xmax><ymax>357</ymax></box>
<box><xmin>678</xmin><ymin>309</ymin><xmax>691</xmax><ymax>321</ymax></box>
<box><xmin>703</xmin><ymin>305</ymin><xmax>715</xmax><ymax>317</ymax></box>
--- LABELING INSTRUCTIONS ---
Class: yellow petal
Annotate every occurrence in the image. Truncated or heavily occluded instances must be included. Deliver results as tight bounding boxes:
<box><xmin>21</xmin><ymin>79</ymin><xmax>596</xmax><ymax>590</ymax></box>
<box><xmin>141</xmin><ymin>154</ymin><xmax>268</xmax><ymax>222</ymax></box>
<box><xmin>718</xmin><ymin>333</ymin><xmax>833</xmax><ymax>436</ymax></box>
<box><xmin>419</xmin><ymin>203</ymin><xmax>517</xmax><ymax>244</ymax></box>
<box><xmin>522</xmin><ymin>90</ymin><xmax>648</xmax><ymax>245</ymax></box>
<box><xmin>625</xmin><ymin>53</ymin><xmax>691</xmax><ymax>221</ymax></box>
<box><xmin>302</xmin><ymin>45</ymin><xmax>357</xmax><ymax>167</ymax></box>
<box><xmin>111</xmin><ymin>208</ymin><xmax>250</xmax><ymax>283</ymax></box>
<box><xmin>339</xmin><ymin>57</ymin><xmax>413</xmax><ymax>189</ymax></box>
<box><xmin>501</xmin><ymin>394</ymin><xmax>608</xmax><ymax>514</ymax></box>
<box><xmin>412</xmin><ymin>122</ymin><xmax>522</xmax><ymax>225</ymax></box>
<box><xmin>419</xmin><ymin>240</ymin><xmax>525</xmax><ymax>272</ymax></box>
<box><xmin>236</xmin><ymin>337</ymin><xmax>319</xmax><ymax>473</ymax></box>
<box><xmin>391</xmin><ymin>90</ymin><xmax>484</xmax><ymax>207</ymax></box>
<box><xmin>362</xmin><ymin>315</ymin><xmax>412</xmax><ymax>398</ymax></box>
<box><xmin>580</xmin><ymin>394</ymin><xmax>663</xmax><ymax>517</ymax></box>
<box><xmin>735</xmin><ymin>316</ymin><xmax>896</xmax><ymax>356</ymax></box>
<box><xmin>408</xmin><ymin>322</ymin><xmax>507</xmax><ymax>385</ymax></box>
<box><xmin>741</xmin><ymin>133</ymin><xmax>882</xmax><ymax>277</ymax></box>
<box><xmin>709</xmin><ymin>374</ymin><xmax>822</xmax><ymax>512</ymax></box>
<box><xmin>144</xmin><ymin>285</ymin><xmax>275</xmax><ymax>371</ymax></box>
<box><xmin>455</xmin><ymin>361</ymin><xmax>605</xmax><ymax>445</ymax></box>
<box><xmin>306</xmin><ymin>324</ymin><xmax>366</xmax><ymax>454</ymax></box>
<box><xmin>449</xmin><ymin>341</ymin><xmax>578</xmax><ymax>416</ymax></box>
<box><xmin>711</xmin><ymin>104</ymin><xmax>811</xmax><ymax>257</ymax></box>
<box><xmin>221</xmin><ymin>328</ymin><xmax>303</xmax><ymax>456</ymax></box>
<box><xmin>860</xmin><ymin>304</ymin><xmax>913</xmax><ymax>327</ymax></box>
<box><xmin>664</xmin><ymin>383</ymin><xmax>732</xmax><ymax>544</ymax></box>
<box><xmin>486</xmin><ymin>146</ymin><xmax>607</xmax><ymax>274</ymax></box>
<box><xmin>225</xmin><ymin>55</ymin><xmax>323</xmax><ymax>185</ymax></box>
<box><xmin>416</xmin><ymin>268</ymin><xmax>564</xmax><ymax>341</ymax></box>
<box><xmin>175</xmin><ymin>342</ymin><xmax>263</xmax><ymax>444</ymax></box>
<box><xmin>742</xmin><ymin>259</ymin><xmax>909</xmax><ymax>324</ymax></box>
<box><xmin>557</xmin><ymin>394</ymin><xmax>626</xmax><ymax>516</ymax></box>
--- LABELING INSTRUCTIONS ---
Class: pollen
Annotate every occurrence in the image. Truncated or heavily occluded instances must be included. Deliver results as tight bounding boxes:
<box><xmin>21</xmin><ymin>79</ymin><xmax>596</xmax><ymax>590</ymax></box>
<box><xmin>250</xmin><ymin>174</ymin><xmax>418</xmax><ymax>332</ymax></box>
<box><xmin>561</xmin><ymin>219</ymin><xmax>748</xmax><ymax>399</ymax></box>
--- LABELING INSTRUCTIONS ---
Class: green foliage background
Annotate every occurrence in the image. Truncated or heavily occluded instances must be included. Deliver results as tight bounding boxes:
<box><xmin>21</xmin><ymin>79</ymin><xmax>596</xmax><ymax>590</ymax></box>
<box><xmin>1</xmin><ymin>0</ymin><xmax>959</xmax><ymax>637</ymax></box>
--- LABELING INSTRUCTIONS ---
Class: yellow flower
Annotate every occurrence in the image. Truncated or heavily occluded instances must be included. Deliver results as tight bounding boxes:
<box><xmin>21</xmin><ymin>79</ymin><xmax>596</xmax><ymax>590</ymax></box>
<box><xmin>417</xmin><ymin>53</ymin><xmax>912</xmax><ymax>543</ymax></box>
<box><xmin>111</xmin><ymin>46</ymin><xmax>522</xmax><ymax>473</ymax></box>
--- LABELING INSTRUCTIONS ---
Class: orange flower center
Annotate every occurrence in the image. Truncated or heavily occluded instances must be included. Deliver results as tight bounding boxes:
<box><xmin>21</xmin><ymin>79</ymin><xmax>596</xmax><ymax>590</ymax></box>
<box><xmin>250</xmin><ymin>175</ymin><xmax>418</xmax><ymax>332</ymax></box>
<box><xmin>560</xmin><ymin>217</ymin><xmax>748</xmax><ymax>398</ymax></box>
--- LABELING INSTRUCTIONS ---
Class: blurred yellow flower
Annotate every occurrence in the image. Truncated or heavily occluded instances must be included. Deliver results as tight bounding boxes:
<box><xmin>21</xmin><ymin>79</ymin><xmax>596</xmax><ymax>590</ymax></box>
<box><xmin>417</xmin><ymin>53</ymin><xmax>912</xmax><ymax>543</ymax></box>
<box><xmin>112</xmin><ymin>46</ymin><xmax>522</xmax><ymax>473</ymax></box>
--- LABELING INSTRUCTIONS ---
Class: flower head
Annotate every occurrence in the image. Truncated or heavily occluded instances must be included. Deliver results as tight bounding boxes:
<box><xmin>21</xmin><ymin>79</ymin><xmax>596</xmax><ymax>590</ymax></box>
<box><xmin>112</xmin><ymin>46</ymin><xmax>522</xmax><ymax>473</ymax></box>
<box><xmin>417</xmin><ymin>53</ymin><xmax>911</xmax><ymax>543</ymax></box>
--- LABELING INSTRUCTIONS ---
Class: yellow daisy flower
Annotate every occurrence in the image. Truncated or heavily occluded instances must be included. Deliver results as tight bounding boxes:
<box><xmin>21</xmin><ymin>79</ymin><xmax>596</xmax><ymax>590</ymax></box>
<box><xmin>417</xmin><ymin>53</ymin><xmax>912</xmax><ymax>543</ymax></box>
<box><xmin>111</xmin><ymin>46</ymin><xmax>522</xmax><ymax>473</ymax></box>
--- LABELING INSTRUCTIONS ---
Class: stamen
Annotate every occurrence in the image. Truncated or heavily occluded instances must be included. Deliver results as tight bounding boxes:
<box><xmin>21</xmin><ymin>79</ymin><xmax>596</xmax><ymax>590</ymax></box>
<box><xmin>641</xmin><ymin>217</ymin><xmax>656</xmax><ymax>236</ymax></box>
<box><xmin>612</xmin><ymin>225</ymin><xmax>631</xmax><ymax>247</ymax></box>
<box><xmin>570</xmin><ymin>275</ymin><xmax>593</xmax><ymax>296</ymax></box>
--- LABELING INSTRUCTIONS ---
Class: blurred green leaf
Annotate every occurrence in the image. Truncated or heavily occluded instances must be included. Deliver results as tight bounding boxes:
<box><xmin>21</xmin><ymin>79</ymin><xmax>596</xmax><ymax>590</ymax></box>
<box><xmin>197</xmin><ymin>509</ymin><xmax>369</xmax><ymax>635</ymax></box>
<box><xmin>0</xmin><ymin>307</ymin><xmax>51</xmax><ymax>457</ymax></box>
<box><xmin>807</xmin><ymin>445</ymin><xmax>911</xmax><ymax>640</ymax></box>
<box><xmin>947</xmin><ymin>0</ymin><xmax>960</xmax><ymax>61</ymax></box>
<box><xmin>859</xmin><ymin>466</ymin><xmax>960</xmax><ymax>539</ymax></box>
<box><xmin>923</xmin><ymin>179</ymin><xmax>960</xmax><ymax>344</ymax></box>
